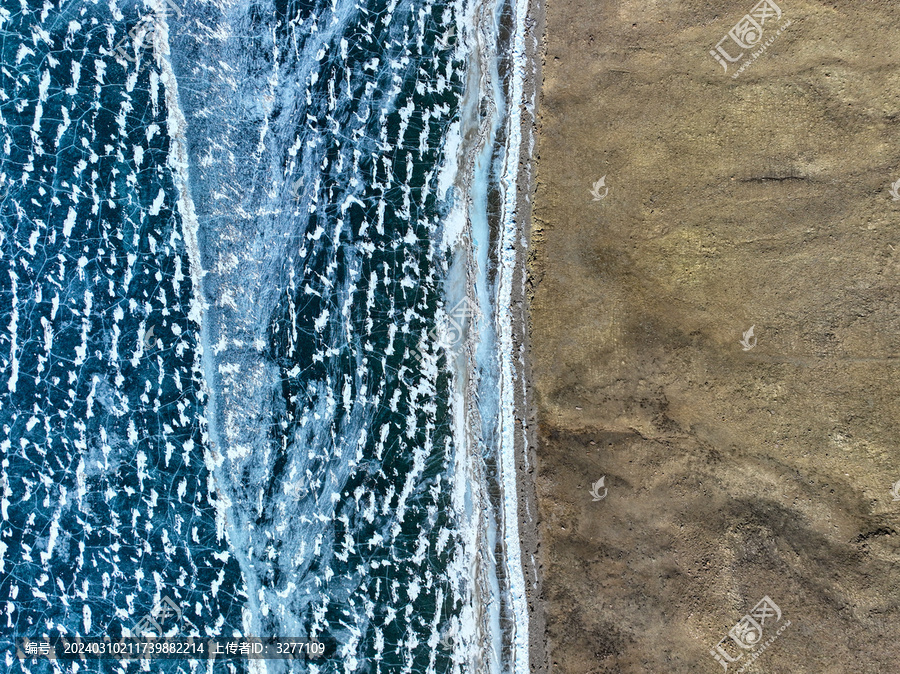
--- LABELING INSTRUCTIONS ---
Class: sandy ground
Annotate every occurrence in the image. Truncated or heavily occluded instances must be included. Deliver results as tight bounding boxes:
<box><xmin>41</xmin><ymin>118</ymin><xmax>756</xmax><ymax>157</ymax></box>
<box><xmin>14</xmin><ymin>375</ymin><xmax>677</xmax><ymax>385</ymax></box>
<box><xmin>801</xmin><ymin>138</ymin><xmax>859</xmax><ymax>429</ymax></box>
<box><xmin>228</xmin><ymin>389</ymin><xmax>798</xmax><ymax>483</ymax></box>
<box><xmin>527</xmin><ymin>1</ymin><xmax>900</xmax><ymax>671</ymax></box>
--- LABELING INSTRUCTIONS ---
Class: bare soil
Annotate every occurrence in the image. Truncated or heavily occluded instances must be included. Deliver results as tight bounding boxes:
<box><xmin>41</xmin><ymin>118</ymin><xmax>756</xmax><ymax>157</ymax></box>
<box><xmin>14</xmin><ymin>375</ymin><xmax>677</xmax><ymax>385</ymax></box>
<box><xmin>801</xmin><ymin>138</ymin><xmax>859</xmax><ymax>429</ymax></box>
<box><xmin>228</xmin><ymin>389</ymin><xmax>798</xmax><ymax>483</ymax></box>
<box><xmin>528</xmin><ymin>1</ymin><xmax>900</xmax><ymax>671</ymax></box>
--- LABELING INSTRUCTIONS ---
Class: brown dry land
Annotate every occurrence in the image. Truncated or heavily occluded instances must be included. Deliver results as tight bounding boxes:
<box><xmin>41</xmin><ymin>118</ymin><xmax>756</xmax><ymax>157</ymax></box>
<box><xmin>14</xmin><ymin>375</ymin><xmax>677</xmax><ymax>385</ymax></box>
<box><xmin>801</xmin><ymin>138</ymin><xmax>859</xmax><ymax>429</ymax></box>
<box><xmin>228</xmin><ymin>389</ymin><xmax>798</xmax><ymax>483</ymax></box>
<box><xmin>528</xmin><ymin>1</ymin><xmax>900</xmax><ymax>672</ymax></box>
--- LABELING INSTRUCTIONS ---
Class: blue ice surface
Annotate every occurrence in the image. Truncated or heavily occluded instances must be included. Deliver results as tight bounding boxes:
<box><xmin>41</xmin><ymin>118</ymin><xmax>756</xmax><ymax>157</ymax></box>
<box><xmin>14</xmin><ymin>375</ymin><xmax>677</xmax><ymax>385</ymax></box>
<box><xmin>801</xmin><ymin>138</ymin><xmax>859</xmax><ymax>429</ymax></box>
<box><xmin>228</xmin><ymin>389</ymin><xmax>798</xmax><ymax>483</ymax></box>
<box><xmin>0</xmin><ymin>0</ymin><xmax>486</xmax><ymax>671</ymax></box>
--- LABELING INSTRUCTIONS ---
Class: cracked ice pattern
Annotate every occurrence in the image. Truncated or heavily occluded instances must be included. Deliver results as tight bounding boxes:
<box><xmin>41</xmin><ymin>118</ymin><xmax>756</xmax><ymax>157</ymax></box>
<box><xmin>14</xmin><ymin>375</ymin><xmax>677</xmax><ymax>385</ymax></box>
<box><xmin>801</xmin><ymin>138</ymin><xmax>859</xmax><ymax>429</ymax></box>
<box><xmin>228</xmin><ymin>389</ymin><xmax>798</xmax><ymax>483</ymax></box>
<box><xmin>0</xmin><ymin>2</ymin><xmax>244</xmax><ymax>671</ymax></box>
<box><xmin>0</xmin><ymin>0</ymin><xmax>525</xmax><ymax>670</ymax></box>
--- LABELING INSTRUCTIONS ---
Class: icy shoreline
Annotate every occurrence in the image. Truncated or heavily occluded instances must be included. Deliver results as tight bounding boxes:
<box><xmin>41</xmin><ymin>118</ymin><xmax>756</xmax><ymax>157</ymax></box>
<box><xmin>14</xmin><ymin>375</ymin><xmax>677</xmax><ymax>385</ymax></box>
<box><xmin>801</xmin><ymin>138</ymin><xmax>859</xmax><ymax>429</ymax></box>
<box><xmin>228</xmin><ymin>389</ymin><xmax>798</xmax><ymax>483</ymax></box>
<box><xmin>441</xmin><ymin>0</ymin><xmax>535</xmax><ymax>667</ymax></box>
